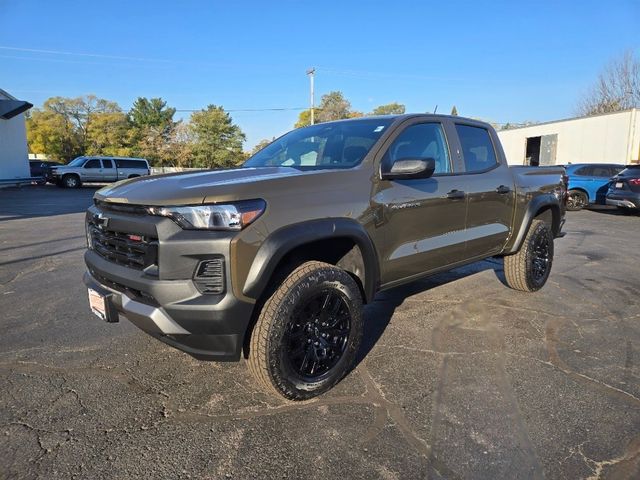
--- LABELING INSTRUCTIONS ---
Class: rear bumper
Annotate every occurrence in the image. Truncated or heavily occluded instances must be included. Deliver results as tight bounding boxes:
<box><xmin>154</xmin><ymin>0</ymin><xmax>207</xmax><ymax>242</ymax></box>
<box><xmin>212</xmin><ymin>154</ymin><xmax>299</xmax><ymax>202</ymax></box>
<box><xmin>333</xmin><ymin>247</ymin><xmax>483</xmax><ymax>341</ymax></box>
<box><xmin>84</xmin><ymin>251</ymin><xmax>255</xmax><ymax>361</ymax></box>
<box><xmin>606</xmin><ymin>191</ymin><xmax>640</xmax><ymax>209</ymax></box>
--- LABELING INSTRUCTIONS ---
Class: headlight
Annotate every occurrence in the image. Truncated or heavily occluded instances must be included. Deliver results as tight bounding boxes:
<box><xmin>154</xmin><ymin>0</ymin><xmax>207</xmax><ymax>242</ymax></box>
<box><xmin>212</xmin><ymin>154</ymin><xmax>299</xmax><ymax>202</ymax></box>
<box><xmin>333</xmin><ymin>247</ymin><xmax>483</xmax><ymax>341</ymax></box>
<box><xmin>147</xmin><ymin>199</ymin><xmax>266</xmax><ymax>231</ymax></box>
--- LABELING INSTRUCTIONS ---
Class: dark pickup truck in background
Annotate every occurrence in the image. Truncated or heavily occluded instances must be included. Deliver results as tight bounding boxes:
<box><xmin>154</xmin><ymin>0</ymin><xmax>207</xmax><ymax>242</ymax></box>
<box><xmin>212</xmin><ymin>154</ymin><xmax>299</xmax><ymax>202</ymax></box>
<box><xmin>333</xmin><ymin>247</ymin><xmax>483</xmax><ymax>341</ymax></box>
<box><xmin>82</xmin><ymin>114</ymin><xmax>566</xmax><ymax>400</ymax></box>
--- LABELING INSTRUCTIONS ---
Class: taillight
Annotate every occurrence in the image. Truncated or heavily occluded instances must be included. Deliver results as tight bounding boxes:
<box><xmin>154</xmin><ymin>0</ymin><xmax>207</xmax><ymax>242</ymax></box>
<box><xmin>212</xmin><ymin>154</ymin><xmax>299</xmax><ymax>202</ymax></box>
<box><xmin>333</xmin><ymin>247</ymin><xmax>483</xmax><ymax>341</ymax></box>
<box><xmin>629</xmin><ymin>178</ymin><xmax>640</xmax><ymax>186</ymax></box>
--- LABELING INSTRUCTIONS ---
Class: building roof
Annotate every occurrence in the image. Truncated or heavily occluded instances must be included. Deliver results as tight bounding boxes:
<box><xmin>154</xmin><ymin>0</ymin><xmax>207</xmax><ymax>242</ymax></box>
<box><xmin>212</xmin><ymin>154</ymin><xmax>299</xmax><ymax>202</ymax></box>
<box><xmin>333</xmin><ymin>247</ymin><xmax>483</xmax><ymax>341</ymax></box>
<box><xmin>0</xmin><ymin>88</ymin><xmax>33</xmax><ymax>120</ymax></box>
<box><xmin>498</xmin><ymin>108</ymin><xmax>637</xmax><ymax>132</ymax></box>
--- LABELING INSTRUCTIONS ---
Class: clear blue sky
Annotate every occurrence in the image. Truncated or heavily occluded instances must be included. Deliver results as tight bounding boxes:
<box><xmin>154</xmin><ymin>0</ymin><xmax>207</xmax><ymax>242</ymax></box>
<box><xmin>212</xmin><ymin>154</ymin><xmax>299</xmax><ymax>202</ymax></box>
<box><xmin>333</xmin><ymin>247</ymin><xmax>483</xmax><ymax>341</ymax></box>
<box><xmin>1</xmin><ymin>0</ymin><xmax>638</xmax><ymax>148</ymax></box>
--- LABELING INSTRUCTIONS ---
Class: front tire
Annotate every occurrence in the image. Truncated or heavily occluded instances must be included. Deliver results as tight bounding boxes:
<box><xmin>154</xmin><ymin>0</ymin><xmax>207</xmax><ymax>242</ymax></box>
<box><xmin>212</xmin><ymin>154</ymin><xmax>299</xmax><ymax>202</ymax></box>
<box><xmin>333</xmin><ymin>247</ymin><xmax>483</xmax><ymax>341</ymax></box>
<box><xmin>566</xmin><ymin>190</ymin><xmax>588</xmax><ymax>211</ymax></box>
<box><xmin>504</xmin><ymin>219</ymin><xmax>554</xmax><ymax>292</ymax></box>
<box><xmin>62</xmin><ymin>174</ymin><xmax>81</xmax><ymax>188</ymax></box>
<box><xmin>247</xmin><ymin>261</ymin><xmax>363</xmax><ymax>401</ymax></box>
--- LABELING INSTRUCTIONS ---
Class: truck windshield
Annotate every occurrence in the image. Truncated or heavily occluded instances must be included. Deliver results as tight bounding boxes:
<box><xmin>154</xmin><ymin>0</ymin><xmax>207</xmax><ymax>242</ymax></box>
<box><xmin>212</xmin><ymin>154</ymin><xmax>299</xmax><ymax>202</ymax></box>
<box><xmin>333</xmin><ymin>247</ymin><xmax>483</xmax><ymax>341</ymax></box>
<box><xmin>67</xmin><ymin>157</ymin><xmax>87</xmax><ymax>167</ymax></box>
<box><xmin>244</xmin><ymin>119</ymin><xmax>394</xmax><ymax>170</ymax></box>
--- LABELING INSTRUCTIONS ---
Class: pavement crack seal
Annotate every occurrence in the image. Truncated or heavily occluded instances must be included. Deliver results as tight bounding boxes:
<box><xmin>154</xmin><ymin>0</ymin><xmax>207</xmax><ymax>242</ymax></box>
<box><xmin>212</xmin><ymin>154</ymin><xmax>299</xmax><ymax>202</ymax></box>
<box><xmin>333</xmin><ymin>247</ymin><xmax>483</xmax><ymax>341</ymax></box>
<box><xmin>545</xmin><ymin>317</ymin><xmax>640</xmax><ymax>407</ymax></box>
<box><xmin>565</xmin><ymin>437</ymin><xmax>640</xmax><ymax>480</ymax></box>
<box><xmin>358</xmin><ymin>365</ymin><xmax>431</xmax><ymax>458</ymax></box>
<box><xmin>170</xmin><ymin>395</ymin><xmax>375</xmax><ymax>423</ymax></box>
<box><xmin>5</xmin><ymin>421</ymin><xmax>73</xmax><ymax>457</ymax></box>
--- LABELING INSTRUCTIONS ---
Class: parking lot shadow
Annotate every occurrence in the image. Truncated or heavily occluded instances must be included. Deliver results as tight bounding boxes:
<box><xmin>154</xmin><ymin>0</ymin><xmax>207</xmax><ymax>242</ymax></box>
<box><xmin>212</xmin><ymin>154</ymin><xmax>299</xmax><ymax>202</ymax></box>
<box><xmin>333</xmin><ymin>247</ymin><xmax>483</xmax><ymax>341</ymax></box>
<box><xmin>356</xmin><ymin>258</ymin><xmax>504</xmax><ymax>365</ymax></box>
<box><xmin>584</xmin><ymin>205</ymin><xmax>640</xmax><ymax>216</ymax></box>
<box><xmin>0</xmin><ymin>185</ymin><xmax>102</xmax><ymax>220</ymax></box>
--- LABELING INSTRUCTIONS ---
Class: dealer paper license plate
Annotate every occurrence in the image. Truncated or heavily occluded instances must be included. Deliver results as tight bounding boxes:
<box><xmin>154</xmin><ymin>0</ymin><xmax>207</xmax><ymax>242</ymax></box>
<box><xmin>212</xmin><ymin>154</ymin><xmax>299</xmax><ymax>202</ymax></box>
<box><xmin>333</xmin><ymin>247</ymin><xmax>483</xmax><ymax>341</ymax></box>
<box><xmin>88</xmin><ymin>288</ymin><xmax>107</xmax><ymax>321</ymax></box>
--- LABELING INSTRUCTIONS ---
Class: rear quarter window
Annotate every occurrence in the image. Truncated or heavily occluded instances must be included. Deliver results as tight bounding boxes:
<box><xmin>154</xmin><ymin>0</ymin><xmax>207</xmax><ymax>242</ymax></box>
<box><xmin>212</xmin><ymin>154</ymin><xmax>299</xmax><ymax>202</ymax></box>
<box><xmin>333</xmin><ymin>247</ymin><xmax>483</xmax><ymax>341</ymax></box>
<box><xmin>116</xmin><ymin>159</ymin><xmax>146</xmax><ymax>168</ymax></box>
<box><xmin>590</xmin><ymin>166</ymin><xmax>611</xmax><ymax>177</ymax></box>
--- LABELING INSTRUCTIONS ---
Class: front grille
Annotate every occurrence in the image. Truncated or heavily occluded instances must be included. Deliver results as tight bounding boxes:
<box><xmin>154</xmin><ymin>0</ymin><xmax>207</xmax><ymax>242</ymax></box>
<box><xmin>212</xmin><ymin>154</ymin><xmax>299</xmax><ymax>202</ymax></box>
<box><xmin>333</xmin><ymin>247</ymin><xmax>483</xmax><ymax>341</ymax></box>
<box><xmin>94</xmin><ymin>200</ymin><xmax>149</xmax><ymax>215</ymax></box>
<box><xmin>88</xmin><ymin>222</ymin><xmax>158</xmax><ymax>270</ymax></box>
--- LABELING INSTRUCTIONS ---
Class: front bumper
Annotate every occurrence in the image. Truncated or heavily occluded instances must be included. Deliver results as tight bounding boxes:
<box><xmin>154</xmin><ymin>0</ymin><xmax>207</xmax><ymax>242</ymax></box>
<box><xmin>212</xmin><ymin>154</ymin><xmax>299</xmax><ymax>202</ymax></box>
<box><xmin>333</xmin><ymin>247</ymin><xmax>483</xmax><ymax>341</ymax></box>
<box><xmin>606</xmin><ymin>191</ymin><xmax>640</xmax><ymax>209</ymax></box>
<box><xmin>83</xmin><ymin>262</ymin><xmax>255</xmax><ymax>361</ymax></box>
<box><xmin>83</xmin><ymin>202</ymin><xmax>256</xmax><ymax>361</ymax></box>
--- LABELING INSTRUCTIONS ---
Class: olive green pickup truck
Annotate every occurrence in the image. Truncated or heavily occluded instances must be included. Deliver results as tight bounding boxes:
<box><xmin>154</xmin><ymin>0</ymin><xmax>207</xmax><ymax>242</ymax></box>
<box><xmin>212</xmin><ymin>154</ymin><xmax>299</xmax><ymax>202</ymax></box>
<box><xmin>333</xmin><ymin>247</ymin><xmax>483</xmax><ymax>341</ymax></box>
<box><xmin>83</xmin><ymin>114</ymin><xmax>566</xmax><ymax>400</ymax></box>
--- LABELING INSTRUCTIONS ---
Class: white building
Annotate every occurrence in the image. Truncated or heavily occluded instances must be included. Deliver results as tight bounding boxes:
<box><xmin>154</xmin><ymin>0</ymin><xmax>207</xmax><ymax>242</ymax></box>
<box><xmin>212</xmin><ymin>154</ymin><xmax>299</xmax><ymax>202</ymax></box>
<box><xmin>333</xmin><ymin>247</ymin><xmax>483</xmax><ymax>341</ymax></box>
<box><xmin>497</xmin><ymin>109</ymin><xmax>640</xmax><ymax>167</ymax></box>
<box><xmin>0</xmin><ymin>88</ymin><xmax>33</xmax><ymax>184</ymax></box>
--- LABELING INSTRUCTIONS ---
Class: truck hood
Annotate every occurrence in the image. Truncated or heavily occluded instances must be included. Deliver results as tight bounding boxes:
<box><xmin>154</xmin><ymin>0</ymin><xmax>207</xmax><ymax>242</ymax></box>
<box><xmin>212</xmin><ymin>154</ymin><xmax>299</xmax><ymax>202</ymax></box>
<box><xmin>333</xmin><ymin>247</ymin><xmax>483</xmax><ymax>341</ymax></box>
<box><xmin>94</xmin><ymin>167</ymin><xmax>311</xmax><ymax>205</ymax></box>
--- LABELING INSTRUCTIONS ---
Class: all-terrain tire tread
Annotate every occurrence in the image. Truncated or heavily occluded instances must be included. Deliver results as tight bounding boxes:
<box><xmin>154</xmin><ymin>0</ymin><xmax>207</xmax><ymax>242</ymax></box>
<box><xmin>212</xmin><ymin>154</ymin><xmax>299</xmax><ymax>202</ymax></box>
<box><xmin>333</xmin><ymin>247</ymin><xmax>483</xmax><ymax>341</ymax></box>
<box><xmin>247</xmin><ymin>261</ymin><xmax>337</xmax><ymax>399</ymax></box>
<box><xmin>504</xmin><ymin>219</ymin><xmax>551</xmax><ymax>292</ymax></box>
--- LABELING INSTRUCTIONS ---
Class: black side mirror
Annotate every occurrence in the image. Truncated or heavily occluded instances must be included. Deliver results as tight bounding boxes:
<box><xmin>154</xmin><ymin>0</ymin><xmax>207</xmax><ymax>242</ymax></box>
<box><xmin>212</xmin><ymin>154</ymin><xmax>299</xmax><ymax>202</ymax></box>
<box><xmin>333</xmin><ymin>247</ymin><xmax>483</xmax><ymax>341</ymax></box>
<box><xmin>382</xmin><ymin>158</ymin><xmax>436</xmax><ymax>180</ymax></box>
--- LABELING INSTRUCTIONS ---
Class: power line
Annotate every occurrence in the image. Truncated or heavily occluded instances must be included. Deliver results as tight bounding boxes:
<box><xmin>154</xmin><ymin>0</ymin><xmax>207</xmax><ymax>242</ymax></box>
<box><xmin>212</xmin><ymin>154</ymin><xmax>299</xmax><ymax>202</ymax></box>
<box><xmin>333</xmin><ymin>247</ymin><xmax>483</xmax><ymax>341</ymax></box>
<box><xmin>174</xmin><ymin>107</ymin><xmax>308</xmax><ymax>113</ymax></box>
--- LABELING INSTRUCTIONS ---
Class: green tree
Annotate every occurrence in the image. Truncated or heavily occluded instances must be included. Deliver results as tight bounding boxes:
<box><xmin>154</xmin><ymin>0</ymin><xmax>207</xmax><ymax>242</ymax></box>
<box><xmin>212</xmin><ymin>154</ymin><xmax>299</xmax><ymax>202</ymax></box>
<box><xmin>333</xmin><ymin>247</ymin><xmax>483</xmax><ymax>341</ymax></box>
<box><xmin>295</xmin><ymin>109</ymin><xmax>313</xmax><ymax>128</ymax></box>
<box><xmin>128</xmin><ymin>97</ymin><xmax>176</xmax><ymax>132</ymax></box>
<box><xmin>166</xmin><ymin>123</ymin><xmax>195</xmax><ymax>168</ymax></box>
<box><xmin>128</xmin><ymin>97</ymin><xmax>178</xmax><ymax>164</ymax></box>
<box><xmin>295</xmin><ymin>91</ymin><xmax>354</xmax><ymax>127</ymax></box>
<box><xmin>46</xmin><ymin>95</ymin><xmax>121</xmax><ymax>149</ymax></box>
<box><xmin>26</xmin><ymin>95</ymin><xmax>121</xmax><ymax>161</ymax></box>
<box><xmin>316</xmin><ymin>91</ymin><xmax>352</xmax><ymax>123</ymax></box>
<box><xmin>250</xmin><ymin>138</ymin><xmax>273</xmax><ymax>155</ymax></box>
<box><xmin>86</xmin><ymin>112</ymin><xmax>133</xmax><ymax>157</ymax></box>
<box><xmin>189</xmin><ymin>105</ymin><xmax>246</xmax><ymax>168</ymax></box>
<box><xmin>26</xmin><ymin>109</ymin><xmax>82</xmax><ymax>162</ymax></box>
<box><xmin>451</xmin><ymin>105</ymin><xmax>458</xmax><ymax>116</ymax></box>
<box><xmin>372</xmin><ymin>102</ymin><xmax>406</xmax><ymax>115</ymax></box>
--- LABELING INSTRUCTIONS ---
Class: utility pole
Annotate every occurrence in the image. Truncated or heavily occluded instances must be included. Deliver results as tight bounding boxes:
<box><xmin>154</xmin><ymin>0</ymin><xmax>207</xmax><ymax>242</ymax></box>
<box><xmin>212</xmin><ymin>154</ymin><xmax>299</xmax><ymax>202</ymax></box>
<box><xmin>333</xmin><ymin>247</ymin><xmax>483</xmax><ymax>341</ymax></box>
<box><xmin>306</xmin><ymin>67</ymin><xmax>315</xmax><ymax>125</ymax></box>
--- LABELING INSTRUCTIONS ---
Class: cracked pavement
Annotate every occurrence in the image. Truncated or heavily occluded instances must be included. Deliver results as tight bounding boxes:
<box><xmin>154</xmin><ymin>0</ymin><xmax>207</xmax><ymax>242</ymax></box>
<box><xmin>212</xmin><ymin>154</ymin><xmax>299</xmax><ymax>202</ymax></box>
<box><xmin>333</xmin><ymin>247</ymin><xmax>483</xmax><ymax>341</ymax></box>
<box><xmin>1</xmin><ymin>185</ymin><xmax>639</xmax><ymax>479</ymax></box>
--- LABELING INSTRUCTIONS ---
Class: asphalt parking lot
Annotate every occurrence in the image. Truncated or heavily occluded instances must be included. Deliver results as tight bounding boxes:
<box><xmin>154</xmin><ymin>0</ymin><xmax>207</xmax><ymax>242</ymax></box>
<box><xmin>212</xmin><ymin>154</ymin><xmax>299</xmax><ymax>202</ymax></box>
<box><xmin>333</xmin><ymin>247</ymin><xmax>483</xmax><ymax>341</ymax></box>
<box><xmin>1</xmin><ymin>185</ymin><xmax>639</xmax><ymax>480</ymax></box>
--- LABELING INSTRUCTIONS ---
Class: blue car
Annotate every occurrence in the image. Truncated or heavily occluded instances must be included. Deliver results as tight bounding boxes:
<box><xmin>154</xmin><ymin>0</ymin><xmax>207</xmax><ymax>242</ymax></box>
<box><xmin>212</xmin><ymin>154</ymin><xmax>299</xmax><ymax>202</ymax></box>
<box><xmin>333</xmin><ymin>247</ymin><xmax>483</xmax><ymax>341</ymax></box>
<box><xmin>565</xmin><ymin>163</ymin><xmax>625</xmax><ymax>211</ymax></box>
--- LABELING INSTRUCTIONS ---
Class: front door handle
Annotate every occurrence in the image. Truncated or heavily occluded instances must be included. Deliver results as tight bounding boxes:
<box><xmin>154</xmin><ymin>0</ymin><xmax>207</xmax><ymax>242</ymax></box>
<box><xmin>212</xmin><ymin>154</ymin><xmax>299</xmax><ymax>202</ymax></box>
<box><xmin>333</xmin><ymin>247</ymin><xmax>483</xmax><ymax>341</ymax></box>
<box><xmin>446</xmin><ymin>189</ymin><xmax>465</xmax><ymax>200</ymax></box>
<box><xmin>496</xmin><ymin>185</ymin><xmax>511</xmax><ymax>194</ymax></box>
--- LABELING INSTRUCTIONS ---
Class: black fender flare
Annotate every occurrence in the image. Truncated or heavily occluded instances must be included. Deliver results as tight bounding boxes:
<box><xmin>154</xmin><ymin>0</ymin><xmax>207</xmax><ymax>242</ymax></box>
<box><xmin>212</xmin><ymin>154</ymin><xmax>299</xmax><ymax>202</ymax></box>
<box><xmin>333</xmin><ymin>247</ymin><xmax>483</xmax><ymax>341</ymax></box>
<box><xmin>242</xmin><ymin>218</ymin><xmax>380</xmax><ymax>303</ymax></box>
<box><xmin>506</xmin><ymin>194</ymin><xmax>561</xmax><ymax>254</ymax></box>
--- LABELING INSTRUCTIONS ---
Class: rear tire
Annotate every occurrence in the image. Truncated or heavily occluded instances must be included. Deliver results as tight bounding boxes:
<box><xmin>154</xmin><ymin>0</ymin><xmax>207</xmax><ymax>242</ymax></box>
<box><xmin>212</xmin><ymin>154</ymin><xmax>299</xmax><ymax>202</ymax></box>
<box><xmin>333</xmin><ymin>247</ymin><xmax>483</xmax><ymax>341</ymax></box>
<box><xmin>247</xmin><ymin>261</ymin><xmax>363</xmax><ymax>401</ymax></box>
<box><xmin>566</xmin><ymin>190</ymin><xmax>588</xmax><ymax>211</ymax></box>
<box><xmin>504</xmin><ymin>219</ymin><xmax>554</xmax><ymax>292</ymax></box>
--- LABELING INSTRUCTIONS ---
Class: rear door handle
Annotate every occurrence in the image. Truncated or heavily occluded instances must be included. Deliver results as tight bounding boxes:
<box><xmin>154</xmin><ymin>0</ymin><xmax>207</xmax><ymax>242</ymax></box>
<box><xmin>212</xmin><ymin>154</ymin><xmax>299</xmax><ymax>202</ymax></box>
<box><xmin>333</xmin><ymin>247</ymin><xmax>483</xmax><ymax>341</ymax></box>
<box><xmin>496</xmin><ymin>185</ymin><xmax>511</xmax><ymax>194</ymax></box>
<box><xmin>446</xmin><ymin>189</ymin><xmax>465</xmax><ymax>200</ymax></box>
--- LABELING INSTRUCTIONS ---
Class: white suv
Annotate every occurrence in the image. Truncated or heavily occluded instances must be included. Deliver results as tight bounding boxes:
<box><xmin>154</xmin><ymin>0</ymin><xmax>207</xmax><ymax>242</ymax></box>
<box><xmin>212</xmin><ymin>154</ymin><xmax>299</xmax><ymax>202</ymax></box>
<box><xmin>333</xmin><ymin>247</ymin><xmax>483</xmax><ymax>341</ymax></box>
<box><xmin>51</xmin><ymin>157</ymin><xmax>151</xmax><ymax>188</ymax></box>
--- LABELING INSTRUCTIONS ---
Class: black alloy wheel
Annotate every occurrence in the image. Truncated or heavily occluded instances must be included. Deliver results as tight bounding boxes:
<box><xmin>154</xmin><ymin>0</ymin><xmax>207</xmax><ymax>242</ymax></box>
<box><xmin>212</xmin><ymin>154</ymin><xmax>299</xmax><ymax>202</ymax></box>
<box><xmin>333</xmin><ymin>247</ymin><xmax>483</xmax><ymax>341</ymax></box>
<box><xmin>530</xmin><ymin>230</ymin><xmax>551</xmax><ymax>284</ymax></box>
<box><xmin>247</xmin><ymin>261</ymin><xmax>363</xmax><ymax>400</ymax></box>
<box><xmin>504</xmin><ymin>219</ymin><xmax>554</xmax><ymax>292</ymax></box>
<box><xmin>283</xmin><ymin>290</ymin><xmax>351</xmax><ymax>381</ymax></box>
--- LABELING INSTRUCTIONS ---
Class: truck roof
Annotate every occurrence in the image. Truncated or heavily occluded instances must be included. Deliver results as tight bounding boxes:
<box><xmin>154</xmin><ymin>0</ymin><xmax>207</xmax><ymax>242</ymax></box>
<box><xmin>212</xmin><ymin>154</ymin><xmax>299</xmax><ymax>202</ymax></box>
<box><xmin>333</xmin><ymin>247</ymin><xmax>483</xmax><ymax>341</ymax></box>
<box><xmin>311</xmin><ymin>113</ymin><xmax>492</xmax><ymax>128</ymax></box>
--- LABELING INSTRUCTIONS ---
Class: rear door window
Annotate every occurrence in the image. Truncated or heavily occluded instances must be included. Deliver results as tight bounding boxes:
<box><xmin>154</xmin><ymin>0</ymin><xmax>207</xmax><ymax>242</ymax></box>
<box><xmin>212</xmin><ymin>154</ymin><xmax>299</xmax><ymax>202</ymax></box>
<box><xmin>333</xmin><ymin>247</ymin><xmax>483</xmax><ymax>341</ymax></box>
<box><xmin>574</xmin><ymin>166</ymin><xmax>592</xmax><ymax>176</ymax></box>
<box><xmin>455</xmin><ymin>124</ymin><xmax>498</xmax><ymax>173</ymax></box>
<box><xmin>102</xmin><ymin>159</ymin><xmax>114</xmax><ymax>168</ymax></box>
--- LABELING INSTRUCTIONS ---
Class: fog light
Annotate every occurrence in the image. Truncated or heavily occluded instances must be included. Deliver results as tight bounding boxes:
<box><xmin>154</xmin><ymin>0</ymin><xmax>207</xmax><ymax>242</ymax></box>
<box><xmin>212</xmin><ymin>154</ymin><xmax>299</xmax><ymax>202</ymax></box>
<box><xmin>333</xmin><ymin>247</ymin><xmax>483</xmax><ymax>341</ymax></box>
<box><xmin>193</xmin><ymin>258</ymin><xmax>225</xmax><ymax>294</ymax></box>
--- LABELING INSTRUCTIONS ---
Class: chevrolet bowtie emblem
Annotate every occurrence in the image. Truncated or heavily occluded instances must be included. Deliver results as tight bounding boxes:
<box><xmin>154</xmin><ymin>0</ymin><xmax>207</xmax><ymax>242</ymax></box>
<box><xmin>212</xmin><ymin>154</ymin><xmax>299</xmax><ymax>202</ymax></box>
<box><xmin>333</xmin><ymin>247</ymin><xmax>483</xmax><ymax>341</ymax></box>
<box><xmin>95</xmin><ymin>212</ymin><xmax>109</xmax><ymax>230</ymax></box>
